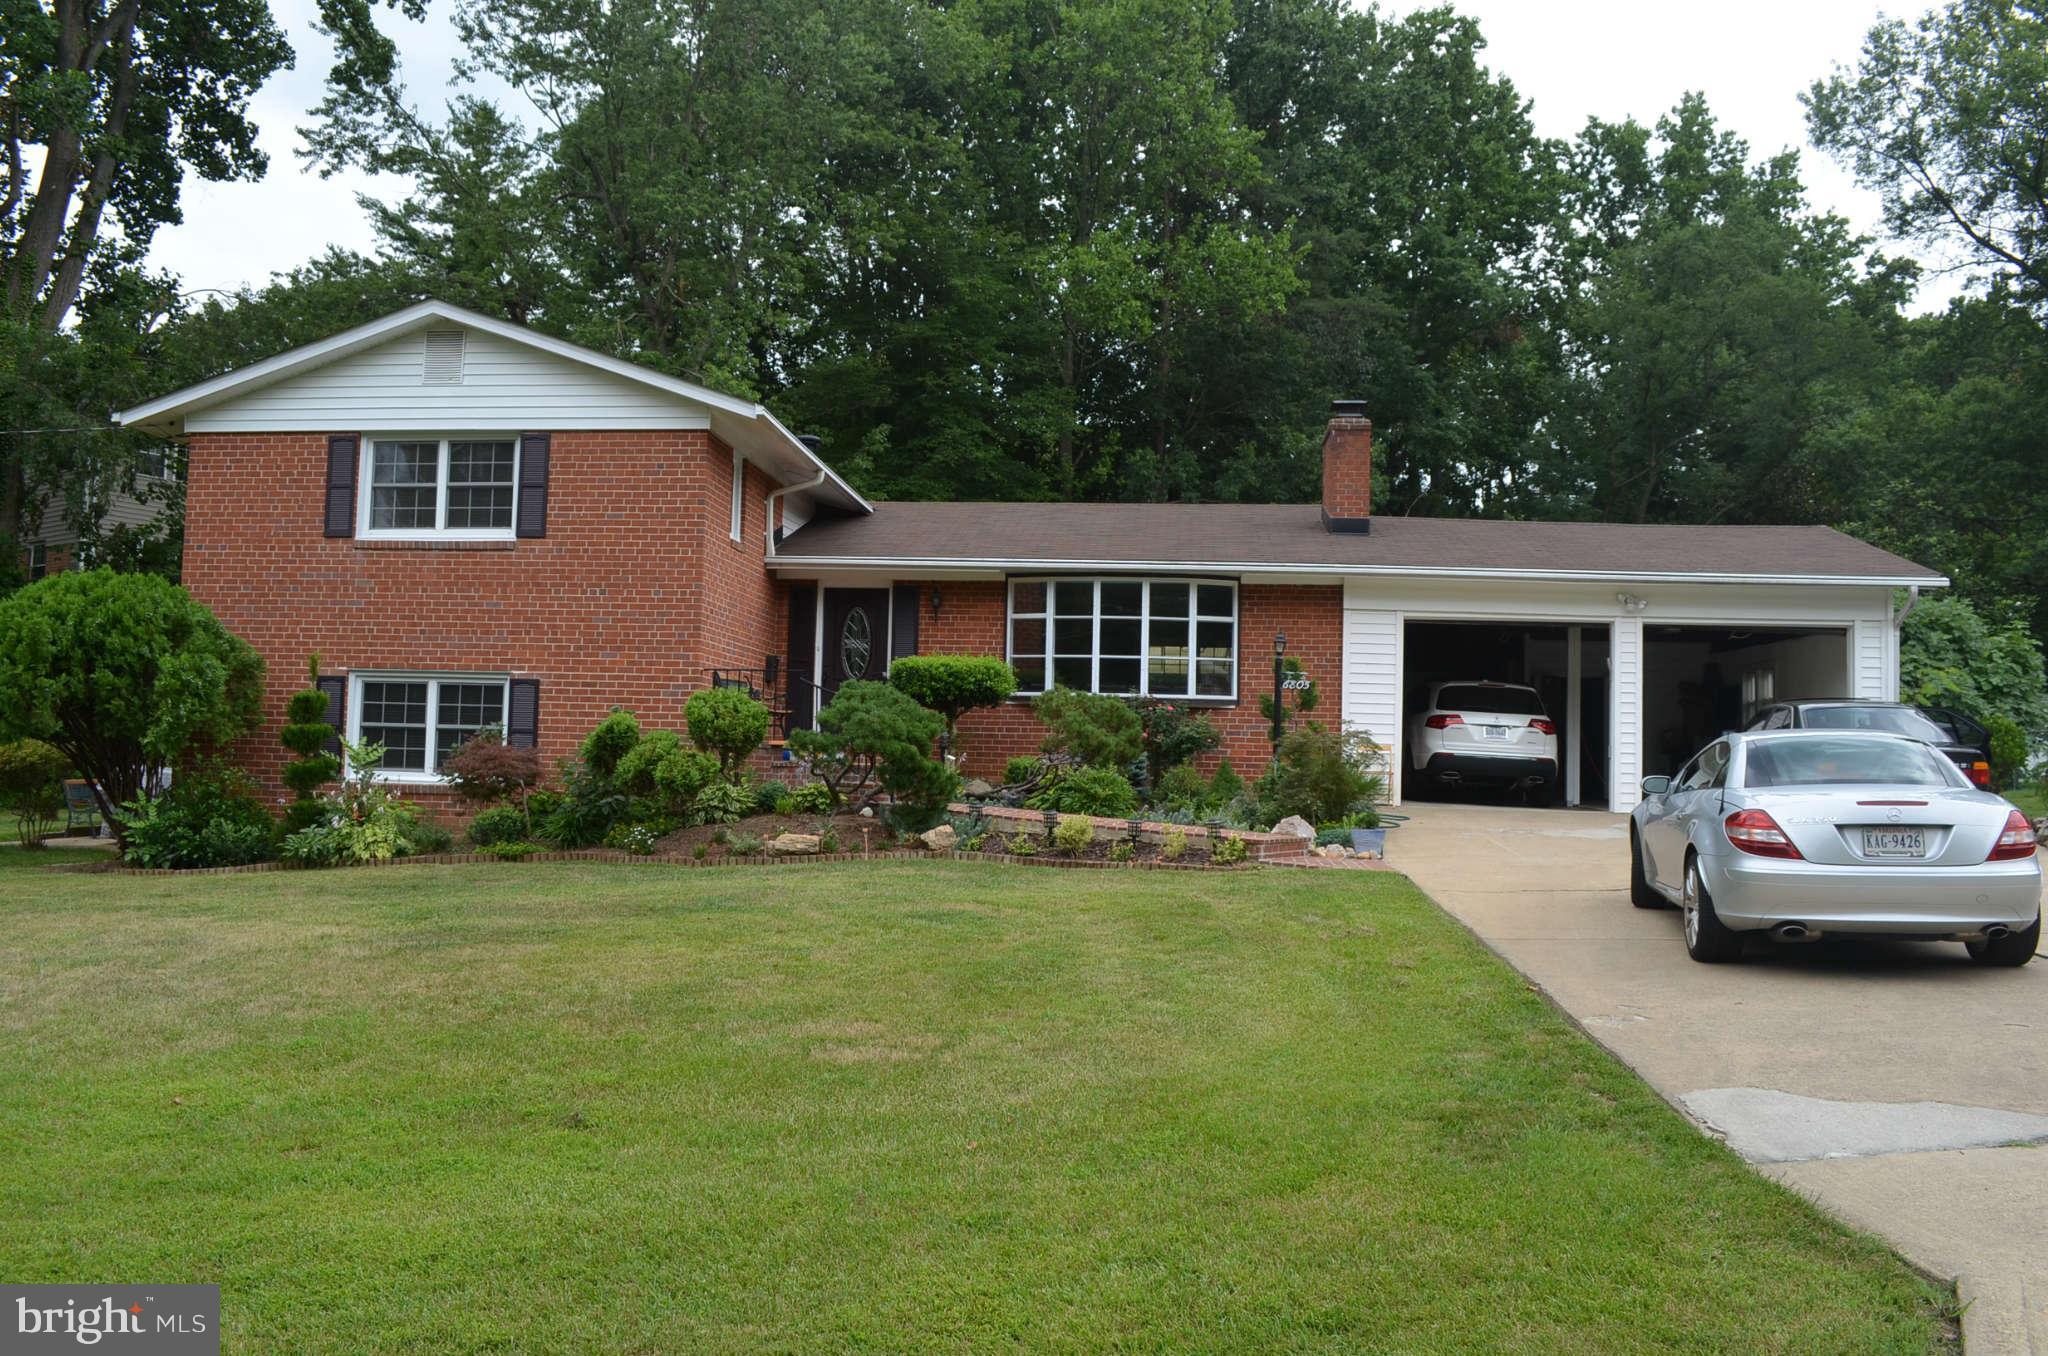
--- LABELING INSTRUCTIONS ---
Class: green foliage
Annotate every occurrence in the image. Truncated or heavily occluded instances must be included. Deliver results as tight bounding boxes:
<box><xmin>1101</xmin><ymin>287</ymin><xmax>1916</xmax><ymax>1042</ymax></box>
<box><xmin>1209</xmin><ymin>758</ymin><xmax>1244</xmax><ymax>805</ymax></box>
<box><xmin>478</xmin><ymin>840</ymin><xmax>540</xmax><ymax>861</ymax></box>
<box><xmin>1137</xmin><ymin>701</ymin><xmax>1220</xmax><ymax>784</ymax></box>
<box><xmin>0</xmin><ymin>739</ymin><xmax>68</xmax><ymax>848</ymax></box>
<box><xmin>117</xmin><ymin>766</ymin><xmax>277</xmax><ymax>870</ymax></box>
<box><xmin>728</xmin><ymin>834</ymin><xmax>766</xmax><ymax>857</ymax></box>
<box><xmin>1153</xmin><ymin>757</ymin><xmax>1243</xmax><ymax>817</ymax></box>
<box><xmin>686</xmin><ymin>688</ymin><xmax>771</xmax><ymax>781</ymax></box>
<box><xmin>280</xmin><ymin>659</ymin><xmax>341</xmax><ymax>805</ymax></box>
<box><xmin>1900</xmin><ymin>595</ymin><xmax>2048</xmax><ymax>736</ymax></box>
<box><xmin>888</xmin><ymin>656</ymin><xmax>1017</xmax><ymax>747</ymax></box>
<box><xmin>1028</xmin><ymin>766</ymin><xmax>1140</xmax><ymax>818</ymax></box>
<box><xmin>786</xmin><ymin>782</ymin><xmax>835</xmax><ymax>815</ymax></box>
<box><xmin>441</xmin><ymin>728</ymin><xmax>544</xmax><ymax>836</ymax></box>
<box><xmin>581</xmin><ymin>711</ymin><xmax>643</xmax><ymax>782</ymax></box>
<box><xmin>692</xmin><ymin>780</ymin><xmax>755</xmax><ymax>826</ymax></box>
<box><xmin>605</xmin><ymin>823</ymin><xmax>661</xmax><ymax>855</ymax></box>
<box><xmin>1257</xmin><ymin>658</ymin><xmax>1321</xmax><ymax>743</ymax></box>
<box><xmin>613</xmin><ymin>730</ymin><xmax>682</xmax><ymax>796</ymax></box>
<box><xmin>1160</xmin><ymin>827</ymin><xmax>1188</xmax><ymax>862</ymax></box>
<box><xmin>1106</xmin><ymin>839</ymin><xmax>1135</xmax><ymax>863</ymax></box>
<box><xmin>752</xmin><ymin>781</ymin><xmax>787</xmax><ymax>815</ymax></box>
<box><xmin>1052</xmin><ymin>814</ymin><xmax>1095</xmax><ymax>855</ymax></box>
<box><xmin>1211</xmin><ymin>835</ymin><xmax>1248</xmax><ymax>866</ymax></box>
<box><xmin>1007</xmin><ymin>833</ymin><xmax>1039</xmax><ymax>857</ymax></box>
<box><xmin>1003</xmin><ymin>756</ymin><xmax>1042</xmax><ymax>787</ymax></box>
<box><xmin>1987</xmin><ymin>714</ymin><xmax>2030</xmax><ymax>790</ymax></box>
<box><xmin>0</xmin><ymin>571</ymin><xmax>265</xmax><ymax>846</ymax></box>
<box><xmin>468</xmin><ymin>805</ymin><xmax>530</xmax><ymax>848</ymax></box>
<box><xmin>278</xmin><ymin>741</ymin><xmax>449</xmax><ymax>867</ymax></box>
<box><xmin>651</xmin><ymin>748</ymin><xmax>720</xmax><ymax>813</ymax></box>
<box><xmin>818</xmin><ymin>829</ymin><xmax>840</xmax><ymax>855</ymax></box>
<box><xmin>789</xmin><ymin>681</ymin><xmax>953</xmax><ymax>815</ymax></box>
<box><xmin>1256</xmin><ymin>726</ymin><xmax>1380</xmax><ymax>828</ymax></box>
<box><xmin>1033</xmin><ymin>687</ymin><xmax>1143</xmax><ymax>770</ymax></box>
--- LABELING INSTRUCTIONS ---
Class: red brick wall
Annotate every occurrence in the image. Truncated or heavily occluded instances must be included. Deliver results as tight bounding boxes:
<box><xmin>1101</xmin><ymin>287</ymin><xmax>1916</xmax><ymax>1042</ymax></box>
<box><xmin>184</xmin><ymin>429</ymin><xmax>788</xmax><ymax>816</ymax></box>
<box><xmin>899</xmin><ymin>578</ymin><xmax>1345</xmax><ymax>781</ymax></box>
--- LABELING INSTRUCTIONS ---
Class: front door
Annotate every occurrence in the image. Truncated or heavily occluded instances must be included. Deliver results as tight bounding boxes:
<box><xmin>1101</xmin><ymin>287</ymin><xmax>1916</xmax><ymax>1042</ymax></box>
<box><xmin>820</xmin><ymin>588</ymin><xmax>890</xmax><ymax>705</ymax></box>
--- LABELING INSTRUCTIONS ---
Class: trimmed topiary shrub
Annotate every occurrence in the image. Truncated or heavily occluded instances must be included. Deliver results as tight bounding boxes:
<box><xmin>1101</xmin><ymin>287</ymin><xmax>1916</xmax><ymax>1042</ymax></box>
<box><xmin>1028</xmin><ymin>765</ymin><xmax>1140</xmax><ymax>817</ymax></box>
<box><xmin>789</xmin><ymin>680</ymin><xmax>954</xmax><ymax>816</ymax></box>
<box><xmin>580</xmin><ymin>710</ymin><xmax>642</xmax><ymax>781</ymax></box>
<box><xmin>888</xmin><ymin>655</ymin><xmax>1016</xmax><ymax>754</ymax></box>
<box><xmin>686</xmin><ymin>687</ymin><xmax>771</xmax><ymax>781</ymax></box>
<box><xmin>279</xmin><ymin>655</ymin><xmax>341</xmax><ymax>834</ymax></box>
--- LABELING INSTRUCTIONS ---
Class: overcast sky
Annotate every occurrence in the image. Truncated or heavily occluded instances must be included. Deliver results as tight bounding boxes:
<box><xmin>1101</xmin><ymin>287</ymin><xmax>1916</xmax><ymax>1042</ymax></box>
<box><xmin>149</xmin><ymin>0</ymin><xmax>1957</xmax><ymax>308</ymax></box>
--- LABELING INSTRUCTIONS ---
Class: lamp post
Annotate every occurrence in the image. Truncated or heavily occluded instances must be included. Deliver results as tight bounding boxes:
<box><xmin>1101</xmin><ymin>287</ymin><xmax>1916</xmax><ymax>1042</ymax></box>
<box><xmin>1270</xmin><ymin>631</ymin><xmax>1288</xmax><ymax>748</ymax></box>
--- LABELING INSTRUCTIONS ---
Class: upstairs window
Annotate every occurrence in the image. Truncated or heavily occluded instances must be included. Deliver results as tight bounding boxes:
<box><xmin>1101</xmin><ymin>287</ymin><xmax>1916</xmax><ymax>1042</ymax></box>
<box><xmin>350</xmin><ymin>674</ymin><xmax>508</xmax><ymax>778</ymax></box>
<box><xmin>729</xmin><ymin>449</ymin><xmax>744</xmax><ymax>542</ymax></box>
<box><xmin>1007</xmin><ymin>577</ymin><xmax>1238</xmax><ymax>700</ymax></box>
<box><xmin>360</xmin><ymin>437</ymin><xmax>517</xmax><ymax>539</ymax></box>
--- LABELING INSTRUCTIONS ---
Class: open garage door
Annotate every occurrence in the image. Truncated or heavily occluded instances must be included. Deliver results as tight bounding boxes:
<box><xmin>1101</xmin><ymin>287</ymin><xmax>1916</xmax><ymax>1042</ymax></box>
<box><xmin>1639</xmin><ymin>624</ymin><xmax>1849</xmax><ymax>779</ymax></box>
<box><xmin>1402</xmin><ymin>621</ymin><xmax>1611</xmax><ymax>809</ymax></box>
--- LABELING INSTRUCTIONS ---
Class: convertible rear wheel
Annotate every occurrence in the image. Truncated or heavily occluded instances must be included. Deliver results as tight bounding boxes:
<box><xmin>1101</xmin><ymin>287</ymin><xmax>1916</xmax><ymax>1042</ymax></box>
<box><xmin>1966</xmin><ymin>914</ymin><xmax>2041</xmax><ymax>968</ymax></box>
<box><xmin>1682</xmin><ymin>857</ymin><xmax>1742</xmax><ymax>963</ymax></box>
<box><xmin>1629</xmin><ymin>825</ymin><xmax>1667</xmax><ymax>909</ymax></box>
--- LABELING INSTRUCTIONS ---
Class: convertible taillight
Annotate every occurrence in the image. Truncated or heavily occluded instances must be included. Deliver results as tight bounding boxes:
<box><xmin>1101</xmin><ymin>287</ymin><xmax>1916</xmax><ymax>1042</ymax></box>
<box><xmin>1966</xmin><ymin>760</ymin><xmax>1993</xmax><ymax>789</ymax></box>
<box><xmin>1988</xmin><ymin>810</ymin><xmax>2039</xmax><ymax>862</ymax></box>
<box><xmin>1424</xmin><ymin>713</ymin><xmax>1464</xmax><ymax>729</ymax></box>
<box><xmin>1725</xmin><ymin>809</ymin><xmax>1803</xmax><ymax>859</ymax></box>
<box><xmin>1528</xmin><ymin>718</ymin><xmax>1556</xmax><ymax>735</ymax></box>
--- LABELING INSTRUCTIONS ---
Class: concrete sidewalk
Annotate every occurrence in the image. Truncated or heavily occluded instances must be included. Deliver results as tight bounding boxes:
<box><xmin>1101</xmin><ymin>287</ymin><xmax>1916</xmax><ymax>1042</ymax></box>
<box><xmin>1386</xmin><ymin>801</ymin><xmax>2048</xmax><ymax>1354</ymax></box>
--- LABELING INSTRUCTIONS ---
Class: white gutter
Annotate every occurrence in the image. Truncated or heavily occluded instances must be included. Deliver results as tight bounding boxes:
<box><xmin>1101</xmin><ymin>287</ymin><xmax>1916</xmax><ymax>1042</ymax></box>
<box><xmin>1894</xmin><ymin>583</ymin><xmax>1922</xmax><ymax>630</ymax></box>
<box><xmin>763</xmin><ymin>554</ymin><xmax>1951</xmax><ymax>589</ymax></box>
<box><xmin>765</xmin><ymin>470</ymin><xmax>828</xmax><ymax>558</ymax></box>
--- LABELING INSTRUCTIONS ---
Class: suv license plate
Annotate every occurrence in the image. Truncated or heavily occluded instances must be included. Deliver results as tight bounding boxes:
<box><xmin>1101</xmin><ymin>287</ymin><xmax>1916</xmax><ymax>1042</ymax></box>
<box><xmin>1862</xmin><ymin>828</ymin><xmax>1927</xmax><ymax>858</ymax></box>
<box><xmin>1481</xmin><ymin>724</ymin><xmax>1508</xmax><ymax>740</ymax></box>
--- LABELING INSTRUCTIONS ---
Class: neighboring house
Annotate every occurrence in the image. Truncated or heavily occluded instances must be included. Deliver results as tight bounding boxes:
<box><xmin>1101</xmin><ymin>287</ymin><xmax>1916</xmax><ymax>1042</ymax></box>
<box><xmin>16</xmin><ymin>456</ymin><xmax>172</xmax><ymax>578</ymax></box>
<box><xmin>117</xmin><ymin>300</ymin><xmax>1945</xmax><ymax>816</ymax></box>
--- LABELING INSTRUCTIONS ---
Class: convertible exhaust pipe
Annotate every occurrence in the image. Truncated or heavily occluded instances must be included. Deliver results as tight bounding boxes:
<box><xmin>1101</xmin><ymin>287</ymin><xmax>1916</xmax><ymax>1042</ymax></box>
<box><xmin>1770</xmin><ymin>922</ymin><xmax>1817</xmax><ymax>942</ymax></box>
<box><xmin>1985</xmin><ymin>925</ymin><xmax>2011</xmax><ymax>942</ymax></box>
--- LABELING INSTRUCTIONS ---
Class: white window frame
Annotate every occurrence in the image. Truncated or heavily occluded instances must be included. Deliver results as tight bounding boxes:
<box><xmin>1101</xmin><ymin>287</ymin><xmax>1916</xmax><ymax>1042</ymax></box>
<box><xmin>1006</xmin><ymin>576</ymin><xmax>1239</xmax><ymax>701</ymax></box>
<box><xmin>346</xmin><ymin>671</ymin><xmax>511</xmax><ymax>783</ymax></box>
<box><xmin>729</xmin><ymin>449</ymin><xmax>745</xmax><ymax>542</ymax></box>
<box><xmin>1742</xmin><ymin>666</ymin><xmax>1776</xmax><ymax>722</ymax></box>
<box><xmin>26</xmin><ymin>542</ymin><xmax>47</xmax><ymax>580</ymax></box>
<box><xmin>357</xmin><ymin>433</ymin><xmax>520</xmax><ymax>542</ymax></box>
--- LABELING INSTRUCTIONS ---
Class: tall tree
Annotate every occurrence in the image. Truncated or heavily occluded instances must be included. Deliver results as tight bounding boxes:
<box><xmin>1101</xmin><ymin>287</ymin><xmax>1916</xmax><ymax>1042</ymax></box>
<box><xmin>1806</xmin><ymin>0</ymin><xmax>2048</xmax><ymax>306</ymax></box>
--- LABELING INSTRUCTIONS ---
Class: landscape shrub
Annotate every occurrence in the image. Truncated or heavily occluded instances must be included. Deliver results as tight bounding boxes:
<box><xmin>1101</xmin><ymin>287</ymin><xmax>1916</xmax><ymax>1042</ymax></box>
<box><xmin>1257</xmin><ymin>657</ymin><xmax>1321</xmax><ymax>745</ymax></box>
<box><xmin>1211</xmin><ymin>835</ymin><xmax>1248</xmax><ymax>865</ymax></box>
<box><xmin>818</xmin><ymin>828</ymin><xmax>840</xmax><ymax>854</ymax></box>
<box><xmin>686</xmin><ymin>688</ymin><xmax>771</xmax><ymax>781</ymax></box>
<box><xmin>1002</xmin><ymin>755</ymin><xmax>1041</xmax><ymax>787</ymax></box>
<box><xmin>539</xmin><ymin>761</ymin><xmax>631</xmax><ymax>848</ymax></box>
<box><xmin>789</xmin><ymin>681</ymin><xmax>953</xmax><ymax>817</ymax></box>
<box><xmin>1255</xmin><ymin>725</ymin><xmax>1379</xmax><ymax>827</ymax></box>
<box><xmin>1987</xmin><ymin>714</ymin><xmax>2029</xmax><ymax>789</ymax></box>
<box><xmin>279</xmin><ymin>740</ymin><xmax>448</xmax><ymax>866</ymax></box>
<box><xmin>1107</xmin><ymin>839</ymin><xmax>1134</xmax><ymax>863</ymax></box>
<box><xmin>692</xmin><ymin>779</ymin><xmax>755</xmax><ymax>825</ymax></box>
<box><xmin>442</xmin><ymin>727</ymin><xmax>544</xmax><ymax>834</ymax></box>
<box><xmin>279</xmin><ymin>656</ymin><xmax>341</xmax><ymax>834</ymax></box>
<box><xmin>0</xmin><ymin>569</ymin><xmax>265</xmax><ymax>849</ymax></box>
<box><xmin>728</xmin><ymin>834</ymin><xmax>765</xmax><ymax>856</ymax></box>
<box><xmin>580</xmin><ymin>710</ymin><xmax>642</xmax><ymax>781</ymax></box>
<box><xmin>613</xmin><ymin>730</ymin><xmax>682</xmax><ymax>797</ymax></box>
<box><xmin>0</xmin><ymin>738</ymin><xmax>68</xmax><ymax>847</ymax></box>
<box><xmin>752</xmin><ymin>781</ymin><xmax>786</xmax><ymax>815</ymax></box>
<box><xmin>605</xmin><ymin>823</ymin><xmax>661</xmax><ymax>855</ymax></box>
<box><xmin>467</xmin><ymin>804</ymin><xmax>528</xmax><ymax>847</ymax></box>
<box><xmin>1209</xmin><ymin>758</ymin><xmax>1244</xmax><ymax>806</ymax></box>
<box><xmin>786</xmin><ymin>781</ymin><xmax>834</xmax><ymax>814</ymax></box>
<box><xmin>888</xmin><ymin>655</ymin><xmax>1016</xmax><ymax>753</ymax></box>
<box><xmin>1052</xmin><ymin>814</ymin><xmax>1094</xmax><ymax>855</ymax></box>
<box><xmin>1034</xmin><ymin>686</ymin><xmax>1143</xmax><ymax>770</ymax></box>
<box><xmin>1027</xmin><ymin>765</ymin><xmax>1139</xmax><ymax>817</ymax></box>
<box><xmin>651</xmin><ymin>747</ymin><xmax>720</xmax><ymax>814</ymax></box>
<box><xmin>480</xmin><ymin>840</ymin><xmax>539</xmax><ymax>860</ymax></box>
<box><xmin>1160</xmin><ymin>827</ymin><xmax>1188</xmax><ymax>861</ymax></box>
<box><xmin>1137</xmin><ymin>701</ymin><xmax>1219</xmax><ymax>785</ymax></box>
<box><xmin>1007</xmin><ymin>832</ymin><xmax>1038</xmax><ymax>856</ymax></box>
<box><xmin>119</xmin><ymin>766</ymin><xmax>278</xmax><ymax>869</ymax></box>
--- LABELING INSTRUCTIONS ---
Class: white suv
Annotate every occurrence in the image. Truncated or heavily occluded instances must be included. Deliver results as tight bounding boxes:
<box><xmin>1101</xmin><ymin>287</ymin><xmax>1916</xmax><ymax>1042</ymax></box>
<box><xmin>1408</xmin><ymin>680</ymin><xmax>1559</xmax><ymax>803</ymax></box>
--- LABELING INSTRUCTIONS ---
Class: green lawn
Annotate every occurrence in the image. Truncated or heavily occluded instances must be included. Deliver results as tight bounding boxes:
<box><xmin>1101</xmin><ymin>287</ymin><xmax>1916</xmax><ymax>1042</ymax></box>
<box><xmin>2011</xmin><ymin>785</ymin><xmax>2045</xmax><ymax>820</ymax></box>
<box><xmin>0</xmin><ymin>852</ymin><xmax>1951</xmax><ymax>1353</ymax></box>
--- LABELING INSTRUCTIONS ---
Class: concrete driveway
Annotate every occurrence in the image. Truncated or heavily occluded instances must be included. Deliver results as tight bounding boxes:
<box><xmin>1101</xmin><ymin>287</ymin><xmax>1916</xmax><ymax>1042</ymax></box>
<box><xmin>1387</xmin><ymin>802</ymin><xmax>2048</xmax><ymax>1354</ymax></box>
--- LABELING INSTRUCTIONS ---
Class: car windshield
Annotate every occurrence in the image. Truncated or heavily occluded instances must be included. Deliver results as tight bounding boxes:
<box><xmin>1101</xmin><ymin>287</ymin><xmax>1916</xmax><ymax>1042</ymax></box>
<box><xmin>1799</xmin><ymin>704</ymin><xmax>1950</xmax><ymax>742</ymax></box>
<box><xmin>1437</xmin><ymin>685</ymin><xmax>1545</xmax><ymax>716</ymax></box>
<box><xmin>1743</xmin><ymin>737</ymin><xmax>1964</xmax><ymax>789</ymax></box>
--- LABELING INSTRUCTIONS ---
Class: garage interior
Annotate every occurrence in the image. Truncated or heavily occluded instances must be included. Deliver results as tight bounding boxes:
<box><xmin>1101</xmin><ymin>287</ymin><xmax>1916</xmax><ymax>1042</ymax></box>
<box><xmin>1639</xmin><ymin>624</ymin><xmax>1848</xmax><ymax>778</ymax></box>
<box><xmin>1403</xmin><ymin>621</ymin><xmax>1611</xmax><ymax>808</ymax></box>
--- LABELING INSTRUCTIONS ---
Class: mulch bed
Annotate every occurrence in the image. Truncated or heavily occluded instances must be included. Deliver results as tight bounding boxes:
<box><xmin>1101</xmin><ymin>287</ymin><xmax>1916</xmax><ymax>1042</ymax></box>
<box><xmin>652</xmin><ymin>811</ymin><xmax>900</xmax><ymax>860</ymax></box>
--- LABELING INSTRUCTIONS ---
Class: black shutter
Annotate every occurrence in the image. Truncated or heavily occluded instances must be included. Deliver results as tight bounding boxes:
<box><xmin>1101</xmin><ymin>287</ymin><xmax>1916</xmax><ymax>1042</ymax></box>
<box><xmin>323</xmin><ymin>435</ymin><xmax>358</xmax><ymax>537</ymax></box>
<box><xmin>788</xmin><ymin>585</ymin><xmax>817</xmax><ymax>731</ymax></box>
<box><xmin>507</xmin><ymin>678</ymin><xmax>540</xmax><ymax>749</ymax></box>
<box><xmin>516</xmin><ymin>433</ymin><xmax>550</xmax><ymax>538</ymax></box>
<box><xmin>890</xmin><ymin>584</ymin><xmax>920</xmax><ymax>662</ymax></box>
<box><xmin>315</xmin><ymin>676</ymin><xmax>346</xmax><ymax>757</ymax></box>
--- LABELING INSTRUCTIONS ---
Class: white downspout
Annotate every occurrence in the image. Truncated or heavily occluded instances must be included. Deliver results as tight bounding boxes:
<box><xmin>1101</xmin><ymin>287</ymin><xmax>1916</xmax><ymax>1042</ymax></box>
<box><xmin>1893</xmin><ymin>583</ymin><xmax>1921</xmax><ymax>631</ymax></box>
<box><xmin>765</xmin><ymin>470</ymin><xmax>827</xmax><ymax>558</ymax></box>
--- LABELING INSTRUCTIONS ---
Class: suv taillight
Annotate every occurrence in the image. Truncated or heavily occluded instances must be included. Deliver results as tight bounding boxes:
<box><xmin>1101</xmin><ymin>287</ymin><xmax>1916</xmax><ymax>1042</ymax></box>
<box><xmin>1988</xmin><ymin>810</ymin><xmax>2039</xmax><ymax>862</ymax></box>
<box><xmin>1425</xmin><ymin>714</ymin><xmax>1463</xmax><ymax>730</ymax></box>
<box><xmin>1966</xmin><ymin>760</ymin><xmax>1993</xmax><ymax>789</ymax></box>
<box><xmin>1725</xmin><ymin>809</ymin><xmax>1803</xmax><ymax>859</ymax></box>
<box><xmin>1528</xmin><ymin>718</ymin><xmax>1556</xmax><ymax>735</ymax></box>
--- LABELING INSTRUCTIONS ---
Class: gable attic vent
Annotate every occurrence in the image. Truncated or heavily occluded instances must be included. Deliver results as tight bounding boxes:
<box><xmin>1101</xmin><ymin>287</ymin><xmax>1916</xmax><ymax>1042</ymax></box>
<box><xmin>422</xmin><ymin>329</ymin><xmax>466</xmax><ymax>384</ymax></box>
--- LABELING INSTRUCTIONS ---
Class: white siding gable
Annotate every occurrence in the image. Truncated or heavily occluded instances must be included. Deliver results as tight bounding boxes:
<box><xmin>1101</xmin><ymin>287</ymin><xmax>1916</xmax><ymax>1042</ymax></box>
<box><xmin>185</xmin><ymin>325</ymin><xmax>716</xmax><ymax>433</ymax></box>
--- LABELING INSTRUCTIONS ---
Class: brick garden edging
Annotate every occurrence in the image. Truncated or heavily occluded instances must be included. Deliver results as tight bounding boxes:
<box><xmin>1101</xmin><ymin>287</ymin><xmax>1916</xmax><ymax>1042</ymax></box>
<box><xmin>65</xmin><ymin>846</ymin><xmax>1255</xmax><ymax>877</ymax></box>
<box><xmin>952</xmin><ymin>803</ymin><xmax>1310</xmax><ymax>862</ymax></box>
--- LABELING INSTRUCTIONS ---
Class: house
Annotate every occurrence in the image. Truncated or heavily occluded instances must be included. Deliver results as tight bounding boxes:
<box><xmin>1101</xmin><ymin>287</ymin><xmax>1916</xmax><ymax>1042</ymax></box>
<box><xmin>15</xmin><ymin>459</ymin><xmax>173</xmax><ymax>579</ymax></box>
<box><xmin>117</xmin><ymin>300</ymin><xmax>1945</xmax><ymax>816</ymax></box>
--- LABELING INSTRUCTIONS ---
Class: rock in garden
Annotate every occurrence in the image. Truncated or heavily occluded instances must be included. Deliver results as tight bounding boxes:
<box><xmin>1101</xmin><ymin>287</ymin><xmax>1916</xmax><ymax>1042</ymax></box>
<box><xmin>858</xmin><ymin>806</ymin><xmax>875</xmax><ymax>818</ymax></box>
<box><xmin>768</xmin><ymin>833</ymin><xmax>820</xmax><ymax>856</ymax></box>
<box><xmin>1271</xmin><ymin>815</ymin><xmax>1316</xmax><ymax>841</ymax></box>
<box><xmin>963</xmin><ymin>778</ymin><xmax>996</xmax><ymax>798</ymax></box>
<box><xmin>919</xmin><ymin>825</ymin><xmax>959</xmax><ymax>851</ymax></box>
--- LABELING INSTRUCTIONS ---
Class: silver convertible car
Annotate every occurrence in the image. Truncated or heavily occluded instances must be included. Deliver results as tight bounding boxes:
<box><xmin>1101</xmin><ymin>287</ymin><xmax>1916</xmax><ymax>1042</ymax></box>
<box><xmin>1630</xmin><ymin>730</ymin><xmax>2041</xmax><ymax>965</ymax></box>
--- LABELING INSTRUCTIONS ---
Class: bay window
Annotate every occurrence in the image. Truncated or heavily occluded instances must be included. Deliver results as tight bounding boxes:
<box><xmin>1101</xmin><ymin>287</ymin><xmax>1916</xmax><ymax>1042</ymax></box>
<box><xmin>360</xmin><ymin>436</ymin><xmax>517</xmax><ymax>538</ymax></box>
<box><xmin>1008</xmin><ymin>577</ymin><xmax>1237</xmax><ymax>699</ymax></box>
<box><xmin>350</xmin><ymin>674</ymin><xmax>508</xmax><ymax>778</ymax></box>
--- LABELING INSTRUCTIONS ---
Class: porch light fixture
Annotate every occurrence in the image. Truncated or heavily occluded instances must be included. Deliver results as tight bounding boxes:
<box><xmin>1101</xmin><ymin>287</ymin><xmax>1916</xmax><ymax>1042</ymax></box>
<box><xmin>1274</xmin><ymin>631</ymin><xmax>1288</xmax><ymax>656</ymax></box>
<box><xmin>930</xmin><ymin>586</ymin><xmax>943</xmax><ymax>618</ymax></box>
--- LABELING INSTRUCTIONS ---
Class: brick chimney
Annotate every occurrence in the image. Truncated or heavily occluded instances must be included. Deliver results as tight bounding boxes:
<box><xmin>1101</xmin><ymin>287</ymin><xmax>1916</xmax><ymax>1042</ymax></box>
<box><xmin>1321</xmin><ymin>399</ymin><xmax>1372</xmax><ymax>533</ymax></box>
